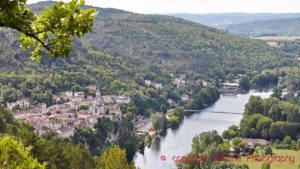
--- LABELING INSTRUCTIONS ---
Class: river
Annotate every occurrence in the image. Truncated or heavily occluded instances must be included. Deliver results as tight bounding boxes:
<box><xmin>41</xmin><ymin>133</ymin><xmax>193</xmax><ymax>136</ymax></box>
<box><xmin>134</xmin><ymin>89</ymin><xmax>272</xmax><ymax>169</ymax></box>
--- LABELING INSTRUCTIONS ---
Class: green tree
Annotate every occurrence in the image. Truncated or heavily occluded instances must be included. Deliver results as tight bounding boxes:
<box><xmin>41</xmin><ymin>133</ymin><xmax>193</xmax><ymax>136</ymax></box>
<box><xmin>168</xmin><ymin>115</ymin><xmax>180</xmax><ymax>127</ymax></box>
<box><xmin>268</xmin><ymin>104</ymin><xmax>282</xmax><ymax>121</ymax></box>
<box><xmin>283</xmin><ymin>136</ymin><xmax>292</xmax><ymax>145</ymax></box>
<box><xmin>151</xmin><ymin>112</ymin><xmax>168</xmax><ymax>131</ymax></box>
<box><xmin>232</xmin><ymin>137</ymin><xmax>243</xmax><ymax>148</ymax></box>
<box><xmin>261</xmin><ymin>162</ymin><xmax>270</xmax><ymax>169</ymax></box>
<box><xmin>271</xmin><ymin>86</ymin><xmax>283</xmax><ymax>99</ymax></box>
<box><xmin>222</xmin><ymin>130</ymin><xmax>235</xmax><ymax>140</ymax></box>
<box><xmin>264</xmin><ymin>146</ymin><xmax>272</xmax><ymax>156</ymax></box>
<box><xmin>256</xmin><ymin>116</ymin><xmax>272</xmax><ymax>132</ymax></box>
<box><xmin>297</xmin><ymin>138</ymin><xmax>300</xmax><ymax>150</ymax></box>
<box><xmin>0</xmin><ymin>135</ymin><xmax>46</xmax><ymax>169</ymax></box>
<box><xmin>239</xmin><ymin>76</ymin><xmax>250</xmax><ymax>90</ymax></box>
<box><xmin>244</xmin><ymin>96</ymin><xmax>264</xmax><ymax>115</ymax></box>
<box><xmin>269</xmin><ymin>121</ymin><xmax>300</xmax><ymax>140</ymax></box>
<box><xmin>123</xmin><ymin>112</ymin><xmax>134</xmax><ymax>122</ymax></box>
<box><xmin>98</xmin><ymin>145</ymin><xmax>135</xmax><ymax>169</ymax></box>
<box><xmin>0</xmin><ymin>0</ymin><xmax>96</xmax><ymax>61</ymax></box>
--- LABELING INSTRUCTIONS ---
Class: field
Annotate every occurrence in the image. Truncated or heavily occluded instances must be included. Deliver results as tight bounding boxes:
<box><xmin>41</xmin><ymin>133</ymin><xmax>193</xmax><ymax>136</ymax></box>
<box><xmin>234</xmin><ymin>149</ymin><xmax>300</xmax><ymax>169</ymax></box>
<box><xmin>253</xmin><ymin>36</ymin><xmax>300</xmax><ymax>41</ymax></box>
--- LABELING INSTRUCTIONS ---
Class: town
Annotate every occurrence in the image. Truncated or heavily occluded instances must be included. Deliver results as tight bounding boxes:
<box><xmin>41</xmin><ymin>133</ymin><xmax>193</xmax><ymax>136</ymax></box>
<box><xmin>6</xmin><ymin>86</ymin><xmax>130</xmax><ymax>138</ymax></box>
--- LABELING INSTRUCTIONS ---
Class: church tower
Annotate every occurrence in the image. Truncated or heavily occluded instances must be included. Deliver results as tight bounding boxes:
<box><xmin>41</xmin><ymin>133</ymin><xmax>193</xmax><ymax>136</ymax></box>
<box><xmin>96</xmin><ymin>88</ymin><xmax>101</xmax><ymax>99</ymax></box>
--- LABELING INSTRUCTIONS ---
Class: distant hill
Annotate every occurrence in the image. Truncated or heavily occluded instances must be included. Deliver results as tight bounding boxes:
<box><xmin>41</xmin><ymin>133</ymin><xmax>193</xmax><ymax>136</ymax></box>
<box><xmin>225</xmin><ymin>17</ymin><xmax>300</xmax><ymax>36</ymax></box>
<box><xmin>170</xmin><ymin>13</ymin><xmax>300</xmax><ymax>29</ymax></box>
<box><xmin>0</xmin><ymin>1</ymin><xmax>297</xmax><ymax>73</ymax></box>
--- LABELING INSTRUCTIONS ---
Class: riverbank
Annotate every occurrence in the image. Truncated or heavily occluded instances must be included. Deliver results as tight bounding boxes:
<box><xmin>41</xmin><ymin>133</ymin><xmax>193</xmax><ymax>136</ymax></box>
<box><xmin>135</xmin><ymin>97</ymin><xmax>220</xmax><ymax>148</ymax></box>
<box><xmin>134</xmin><ymin>89</ymin><xmax>273</xmax><ymax>169</ymax></box>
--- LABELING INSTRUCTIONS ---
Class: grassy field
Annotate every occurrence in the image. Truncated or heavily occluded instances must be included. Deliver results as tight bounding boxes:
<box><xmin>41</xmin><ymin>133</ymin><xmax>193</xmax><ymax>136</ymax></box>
<box><xmin>253</xmin><ymin>36</ymin><xmax>300</xmax><ymax>41</ymax></box>
<box><xmin>234</xmin><ymin>149</ymin><xmax>300</xmax><ymax>169</ymax></box>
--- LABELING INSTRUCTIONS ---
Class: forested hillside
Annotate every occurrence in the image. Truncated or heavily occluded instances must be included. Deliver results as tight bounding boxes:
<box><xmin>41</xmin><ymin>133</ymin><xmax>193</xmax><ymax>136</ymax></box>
<box><xmin>0</xmin><ymin>1</ymin><xmax>298</xmax><ymax>104</ymax></box>
<box><xmin>226</xmin><ymin>17</ymin><xmax>300</xmax><ymax>36</ymax></box>
<box><xmin>82</xmin><ymin>8</ymin><xmax>296</xmax><ymax>73</ymax></box>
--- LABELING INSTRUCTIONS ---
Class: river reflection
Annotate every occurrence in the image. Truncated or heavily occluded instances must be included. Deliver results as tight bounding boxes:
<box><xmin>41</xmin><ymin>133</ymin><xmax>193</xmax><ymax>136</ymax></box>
<box><xmin>134</xmin><ymin>89</ymin><xmax>272</xmax><ymax>169</ymax></box>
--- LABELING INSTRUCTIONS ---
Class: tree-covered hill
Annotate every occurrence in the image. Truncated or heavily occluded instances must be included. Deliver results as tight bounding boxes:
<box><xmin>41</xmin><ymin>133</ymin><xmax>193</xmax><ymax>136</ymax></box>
<box><xmin>0</xmin><ymin>1</ymin><xmax>298</xmax><ymax>103</ymax></box>
<box><xmin>226</xmin><ymin>17</ymin><xmax>300</xmax><ymax>36</ymax></box>
<box><xmin>82</xmin><ymin>7</ymin><xmax>297</xmax><ymax>73</ymax></box>
<box><xmin>2</xmin><ymin>1</ymin><xmax>298</xmax><ymax>72</ymax></box>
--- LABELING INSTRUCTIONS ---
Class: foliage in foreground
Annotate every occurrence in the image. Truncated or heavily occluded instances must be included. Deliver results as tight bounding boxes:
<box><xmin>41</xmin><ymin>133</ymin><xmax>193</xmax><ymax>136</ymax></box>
<box><xmin>99</xmin><ymin>145</ymin><xmax>135</xmax><ymax>169</ymax></box>
<box><xmin>0</xmin><ymin>0</ymin><xmax>96</xmax><ymax>61</ymax></box>
<box><xmin>0</xmin><ymin>135</ymin><xmax>46</xmax><ymax>169</ymax></box>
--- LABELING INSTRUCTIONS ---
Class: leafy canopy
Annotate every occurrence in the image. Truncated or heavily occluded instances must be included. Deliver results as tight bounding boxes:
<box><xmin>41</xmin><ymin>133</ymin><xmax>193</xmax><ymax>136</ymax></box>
<box><xmin>0</xmin><ymin>135</ymin><xmax>46</xmax><ymax>169</ymax></box>
<box><xmin>99</xmin><ymin>145</ymin><xmax>135</xmax><ymax>169</ymax></box>
<box><xmin>0</xmin><ymin>0</ymin><xmax>96</xmax><ymax>61</ymax></box>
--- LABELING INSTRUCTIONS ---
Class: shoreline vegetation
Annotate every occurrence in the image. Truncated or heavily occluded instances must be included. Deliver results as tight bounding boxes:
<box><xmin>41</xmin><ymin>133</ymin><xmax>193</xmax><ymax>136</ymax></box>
<box><xmin>177</xmin><ymin>83</ymin><xmax>300</xmax><ymax>168</ymax></box>
<box><xmin>138</xmin><ymin>86</ymin><xmax>276</xmax><ymax>151</ymax></box>
<box><xmin>136</xmin><ymin>85</ymin><xmax>221</xmax><ymax>150</ymax></box>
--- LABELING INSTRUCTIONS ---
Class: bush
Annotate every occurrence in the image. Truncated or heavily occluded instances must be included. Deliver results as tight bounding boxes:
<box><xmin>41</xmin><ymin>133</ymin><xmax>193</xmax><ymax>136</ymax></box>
<box><xmin>264</xmin><ymin>146</ymin><xmax>272</xmax><ymax>155</ymax></box>
<box><xmin>275</xmin><ymin>144</ymin><xmax>291</xmax><ymax>149</ymax></box>
<box><xmin>283</xmin><ymin>136</ymin><xmax>292</xmax><ymax>145</ymax></box>
<box><xmin>261</xmin><ymin>162</ymin><xmax>270</xmax><ymax>169</ymax></box>
<box><xmin>291</xmin><ymin>140</ymin><xmax>297</xmax><ymax>150</ymax></box>
<box><xmin>168</xmin><ymin>115</ymin><xmax>180</xmax><ymax>127</ymax></box>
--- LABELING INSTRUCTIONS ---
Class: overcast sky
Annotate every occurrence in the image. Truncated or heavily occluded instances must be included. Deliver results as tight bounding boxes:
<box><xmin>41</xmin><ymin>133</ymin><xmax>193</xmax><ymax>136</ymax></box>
<box><xmin>27</xmin><ymin>0</ymin><xmax>300</xmax><ymax>14</ymax></box>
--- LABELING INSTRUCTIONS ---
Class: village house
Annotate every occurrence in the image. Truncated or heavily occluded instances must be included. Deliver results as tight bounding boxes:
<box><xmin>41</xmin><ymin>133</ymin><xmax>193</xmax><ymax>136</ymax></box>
<box><xmin>86</xmin><ymin>84</ymin><xmax>97</xmax><ymax>91</ymax></box>
<box><xmin>145</xmin><ymin>80</ymin><xmax>152</xmax><ymax>86</ymax></box>
<box><xmin>116</xmin><ymin>96</ymin><xmax>130</xmax><ymax>104</ymax></box>
<box><xmin>167</xmin><ymin>99</ymin><xmax>175</xmax><ymax>105</ymax></box>
<box><xmin>6</xmin><ymin>102</ymin><xmax>18</xmax><ymax>111</ymax></box>
<box><xmin>202</xmin><ymin>81</ymin><xmax>209</xmax><ymax>87</ymax></box>
<box><xmin>181</xmin><ymin>94</ymin><xmax>190</xmax><ymax>102</ymax></box>
<box><xmin>136</xmin><ymin>115</ymin><xmax>146</xmax><ymax>122</ymax></box>
<box><xmin>240</xmin><ymin>138</ymin><xmax>269</xmax><ymax>147</ymax></box>
<box><xmin>53</xmin><ymin>95</ymin><xmax>61</xmax><ymax>103</ymax></box>
<box><xmin>74</xmin><ymin>92</ymin><xmax>85</xmax><ymax>98</ymax></box>
<box><xmin>17</xmin><ymin>98</ymin><xmax>31</xmax><ymax>108</ymax></box>
<box><xmin>195</xmin><ymin>79</ymin><xmax>209</xmax><ymax>87</ymax></box>
<box><xmin>229</xmin><ymin>138</ymin><xmax>269</xmax><ymax>154</ymax></box>
<box><xmin>56</xmin><ymin>127</ymin><xmax>75</xmax><ymax>138</ymax></box>
<box><xmin>106</xmin><ymin>104</ymin><xmax>122</xmax><ymax>121</ymax></box>
<box><xmin>154</xmin><ymin>83</ymin><xmax>163</xmax><ymax>89</ymax></box>
<box><xmin>6</xmin><ymin>98</ymin><xmax>31</xmax><ymax>111</ymax></box>
<box><xmin>102</xmin><ymin>95</ymin><xmax>115</xmax><ymax>104</ymax></box>
<box><xmin>222</xmin><ymin>83</ymin><xmax>239</xmax><ymax>94</ymax></box>
<box><xmin>144</xmin><ymin>80</ymin><xmax>163</xmax><ymax>89</ymax></box>
<box><xmin>173</xmin><ymin>77</ymin><xmax>186</xmax><ymax>87</ymax></box>
<box><xmin>90</xmin><ymin>103</ymin><xmax>105</xmax><ymax>115</ymax></box>
<box><xmin>37</xmin><ymin>103</ymin><xmax>48</xmax><ymax>114</ymax></box>
<box><xmin>65</xmin><ymin>91</ymin><xmax>73</xmax><ymax>100</ymax></box>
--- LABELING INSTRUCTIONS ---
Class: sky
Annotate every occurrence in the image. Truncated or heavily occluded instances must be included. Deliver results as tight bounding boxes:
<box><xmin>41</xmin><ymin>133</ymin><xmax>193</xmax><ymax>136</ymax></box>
<box><xmin>27</xmin><ymin>0</ymin><xmax>300</xmax><ymax>14</ymax></box>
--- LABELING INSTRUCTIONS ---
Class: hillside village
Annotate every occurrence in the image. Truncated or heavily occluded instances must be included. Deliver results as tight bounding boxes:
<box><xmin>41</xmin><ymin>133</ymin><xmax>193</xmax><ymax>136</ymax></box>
<box><xmin>6</xmin><ymin>88</ymin><xmax>130</xmax><ymax>137</ymax></box>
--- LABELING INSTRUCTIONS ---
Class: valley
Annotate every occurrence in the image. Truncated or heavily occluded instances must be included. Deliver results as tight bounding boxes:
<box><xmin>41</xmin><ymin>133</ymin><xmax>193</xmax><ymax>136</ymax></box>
<box><xmin>0</xmin><ymin>1</ymin><xmax>300</xmax><ymax>169</ymax></box>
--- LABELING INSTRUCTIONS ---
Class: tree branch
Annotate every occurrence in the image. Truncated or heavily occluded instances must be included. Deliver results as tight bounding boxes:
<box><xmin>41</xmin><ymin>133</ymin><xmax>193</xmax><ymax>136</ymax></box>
<box><xmin>24</xmin><ymin>32</ymin><xmax>55</xmax><ymax>54</ymax></box>
<box><xmin>0</xmin><ymin>24</ymin><xmax>55</xmax><ymax>54</ymax></box>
